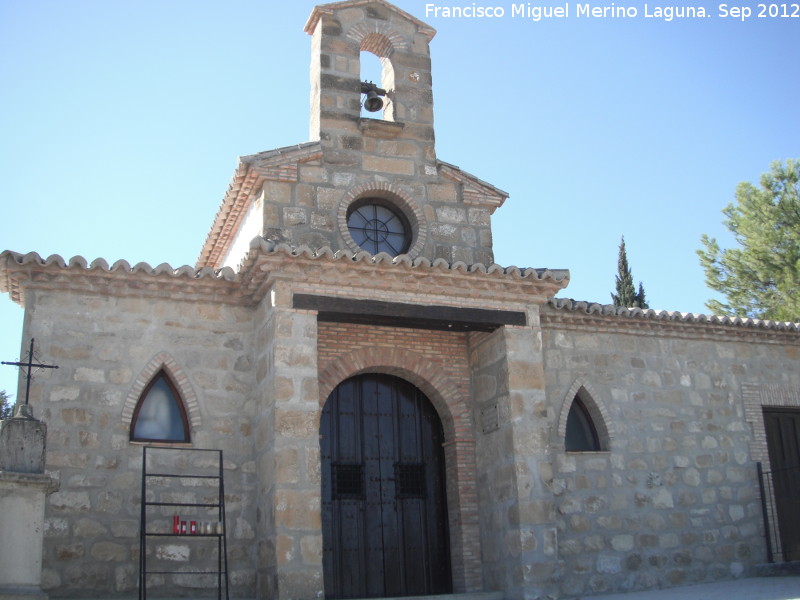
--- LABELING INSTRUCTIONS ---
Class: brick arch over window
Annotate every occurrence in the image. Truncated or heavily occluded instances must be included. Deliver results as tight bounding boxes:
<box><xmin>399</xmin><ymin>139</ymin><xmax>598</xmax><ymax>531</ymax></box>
<box><xmin>557</xmin><ymin>379</ymin><xmax>615</xmax><ymax>451</ymax></box>
<box><xmin>122</xmin><ymin>352</ymin><xmax>201</xmax><ymax>432</ymax></box>
<box><xmin>318</xmin><ymin>346</ymin><xmax>481</xmax><ymax>592</ymax></box>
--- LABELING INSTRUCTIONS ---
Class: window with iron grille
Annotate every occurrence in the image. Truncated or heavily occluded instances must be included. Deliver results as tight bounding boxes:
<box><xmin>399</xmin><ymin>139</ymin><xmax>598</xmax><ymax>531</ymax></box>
<box><xmin>333</xmin><ymin>463</ymin><xmax>364</xmax><ymax>499</ymax></box>
<box><xmin>395</xmin><ymin>462</ymin><xmax>427</xmax><ymax>498</ymax></box>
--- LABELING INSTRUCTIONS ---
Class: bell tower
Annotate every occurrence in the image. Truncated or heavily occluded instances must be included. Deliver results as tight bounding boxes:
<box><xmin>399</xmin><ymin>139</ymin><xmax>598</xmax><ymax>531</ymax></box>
<box><xmin>200</xmin><ymin>0</ymin><xmax>508</xmax><ymax>272</ymax></box>
<box><xmin>305</xmin><ymin>0</ymin><xmax>437</xmax><ymax>162</ymax></box>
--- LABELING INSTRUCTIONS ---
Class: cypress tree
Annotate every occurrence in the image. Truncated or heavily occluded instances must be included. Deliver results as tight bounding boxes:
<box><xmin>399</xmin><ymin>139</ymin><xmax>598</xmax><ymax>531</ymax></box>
<box><xmin>611</xmin><ymin>236</ymin><xmax>649</xmax><ymax>308</ymax></box>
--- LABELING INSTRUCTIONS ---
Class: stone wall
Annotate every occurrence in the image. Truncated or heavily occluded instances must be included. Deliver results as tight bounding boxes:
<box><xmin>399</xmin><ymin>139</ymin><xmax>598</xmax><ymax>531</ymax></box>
<box><xmin>470</xmin><ymin>311</ymin><xmax>563</xmax><ymax>600</ymax></box>
<box><xmin>20</xmin><ymin>277</ymin><xmax>800</xmax><ymax>600</ymax></box>
<box><xmin>250</xmin><ymin>150</ymin><xmax>498</xmax><ymax>267</ymax></box>
<box><xmin>253</xmin><ymin>295</ymin><xmax>323</xmax><ymax>600</ymax></box>
<box><xmin>539</xmin><ymin>305</ymin><xmax>800</xmax><ymax>597</ymax></box>
<box><xmin>27</xmin><ymin>287</ymin><xmax>259</xmax><ymax>597</ymax></box>
<box><xmin>470</xmin><ymin>326</ymin><xmax>515</xmax><ymax>592</ymax></box>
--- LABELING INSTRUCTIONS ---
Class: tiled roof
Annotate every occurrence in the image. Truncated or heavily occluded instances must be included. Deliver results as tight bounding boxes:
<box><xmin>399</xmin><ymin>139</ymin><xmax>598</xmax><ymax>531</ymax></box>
<box><xmin>0</xmin><ymin>244</ymin><xmax>569</xmax><ymax>307</ymax></box>
<box><xmin>1</xmin><ymin>251</ymin><xmax>236</xmax><ymax>281</ymax></box>
<box><xmin>239</xmin><ymin>238</ymin><xmax>567</xmax><ymax>281</ymax></box>
<box><xmin>4</xmin><ymin>248</ymin><xmax>799</xmax><ymax>335</ymax></box>
<box><xmin>0</xmin><ymin>250</ymin><xmax>237</xmax><ymax>306</ymax></box>
<box><xmin>197</xmin><ymin>142</ymin><xmax>322</xmax><ymax>269</ymax></box>
<box><xmin>547</xmin><ymin>297</ymin><xmax>800</xmax><ymax>332</ymax></box>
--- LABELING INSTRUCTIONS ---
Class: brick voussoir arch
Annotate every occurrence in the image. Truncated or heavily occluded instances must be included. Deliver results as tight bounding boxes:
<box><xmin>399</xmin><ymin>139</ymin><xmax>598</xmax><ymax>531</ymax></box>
<box><xmin>338</xmin><ymin>181</ymin><xmax>428</xmax><ymax>259</ymax></box>
<box><xmin>122</xmin><ymin>351</ymin><xmax>202</xmax><ymax>431</ymax></box>
<box><xmin>318</xmin><ymin>347</ymin><xmax>467</xmax><ymax>441</ymax></box>
<box><xmin>557</xmin><ymin>378</ymin><xmax>615</xmax><ymax>450</ymax></box>
<box><xmin>319</xmin><ymin>346</ymin><xmax>482</xmax><ymax>593</ymax></box>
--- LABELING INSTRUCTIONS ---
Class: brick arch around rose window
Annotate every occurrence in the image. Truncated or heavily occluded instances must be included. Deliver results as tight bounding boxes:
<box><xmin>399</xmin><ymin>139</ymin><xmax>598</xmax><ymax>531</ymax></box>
<box><xmin>338</xmin><ymin>181</ymin><xmax>427</xmax><ymax>260</ymax></box>
<box><xmin>122</xmin><ymin>352</ymin><xmax>202</xmax><ymax>435</ymax></box>
<box><xmin>317</xmin><ymin>345</ymin><xmax>483</xmax><ymax>592</ymax></box>
<box><xmin>556</xmin><ymin>378</ymin><xmax>615</xmax><ymax>451</ymax></box>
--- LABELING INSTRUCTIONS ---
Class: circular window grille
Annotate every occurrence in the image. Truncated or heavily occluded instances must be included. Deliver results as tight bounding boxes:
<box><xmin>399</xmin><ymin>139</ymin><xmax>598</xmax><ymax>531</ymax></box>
<box><xmin>346</xmin><ymin>200</ymin><xmax>411</xmax><ymax>256</ymax></box>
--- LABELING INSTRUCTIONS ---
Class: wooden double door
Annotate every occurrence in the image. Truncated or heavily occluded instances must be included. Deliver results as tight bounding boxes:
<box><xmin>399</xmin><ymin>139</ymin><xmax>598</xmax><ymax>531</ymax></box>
<box><xmin>320</xmin><ymin>374</ymin><xmax>452</xmax><ymax>599</ymax></box>
<box><xmin>764</xmin><ymin>409</ymin><xmax>800</xmax><ymax>561</ymax></box>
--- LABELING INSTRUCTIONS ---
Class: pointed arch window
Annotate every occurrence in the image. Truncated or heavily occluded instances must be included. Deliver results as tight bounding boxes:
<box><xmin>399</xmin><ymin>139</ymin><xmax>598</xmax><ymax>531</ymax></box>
<box><xmin>565</xmin><ymin>396</ymin><xmax>601</xmax><ymax>452</ymax></box>
<box><xmin>130</xmin><ymin>371</ymin><xmax>190</xmax><ymax>443</ymax></box>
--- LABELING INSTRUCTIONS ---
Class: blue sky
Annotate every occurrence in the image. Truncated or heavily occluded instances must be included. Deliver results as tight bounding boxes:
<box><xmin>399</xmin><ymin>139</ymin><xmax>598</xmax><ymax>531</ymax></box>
<box><xmin>1</xmin><ymin>0</ymin><xmax>798</xmax><ymax>400</ymax></box>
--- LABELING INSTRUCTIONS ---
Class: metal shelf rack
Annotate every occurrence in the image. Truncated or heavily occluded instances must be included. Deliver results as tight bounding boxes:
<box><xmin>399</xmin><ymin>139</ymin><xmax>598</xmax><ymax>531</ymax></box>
<box><xmin>138</xmin><ymin>446</ymin><xmax>229</xmax><ymax>600</ymax></box>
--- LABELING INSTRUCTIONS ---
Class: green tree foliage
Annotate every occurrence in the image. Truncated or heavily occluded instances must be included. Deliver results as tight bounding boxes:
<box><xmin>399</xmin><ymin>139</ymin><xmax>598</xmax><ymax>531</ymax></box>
<box><xmin>611</xmin><ymin>236</ymin><xmax>649</xmax><ymax>308</ymax></box>
<box><xmin>698</xmin><ymin>160</ymin><xmax>800</xmax><ymax>321</ymax></box>
<box><xmin>0</xmin><ymin>390</ymin><xmax>13</xmax><ymax>419</ymax></box>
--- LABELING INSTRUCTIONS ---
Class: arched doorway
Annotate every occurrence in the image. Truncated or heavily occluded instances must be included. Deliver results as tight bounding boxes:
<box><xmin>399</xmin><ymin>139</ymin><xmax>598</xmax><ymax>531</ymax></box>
<box><xmin>320</xmin><ymin>373</ymin><xmax>452</xmax><ymax>599</ymax></box>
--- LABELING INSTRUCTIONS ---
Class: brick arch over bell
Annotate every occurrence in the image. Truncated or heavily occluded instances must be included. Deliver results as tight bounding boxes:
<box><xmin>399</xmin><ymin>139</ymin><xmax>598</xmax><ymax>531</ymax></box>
<box><xmin>348</xmin><ymin>25</ymin><xmax>409</xmax><ymax>55</ymax></box>
<box><xmin>121</xmin><ymin>352</ymin><xmax>202</xmax><ymax>431</ymax></box>
<box><xmin>318</xmin><ymin>346</ymin><xmax>469</xmax><ymax>444</ymax></box>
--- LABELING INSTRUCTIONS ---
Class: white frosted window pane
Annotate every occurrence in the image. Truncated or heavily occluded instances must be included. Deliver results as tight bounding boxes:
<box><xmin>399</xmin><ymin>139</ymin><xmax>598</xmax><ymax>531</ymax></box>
<box><xmin>133</xmin><ymin>376</ymin><xmax>186</xmax><ymax>441</ymax></box>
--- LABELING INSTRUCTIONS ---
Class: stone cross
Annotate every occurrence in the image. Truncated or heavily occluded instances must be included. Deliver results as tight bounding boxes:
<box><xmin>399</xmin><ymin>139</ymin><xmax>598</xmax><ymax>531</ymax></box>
<box><xmin>0</xmin><ymin>342</ymin><xmax>60</xmax><ymax>600</ymax></box>
<box><xmin>2</xmin><ymin>338</ymin><xmax>58</xmax><ymax>415</ymax></box>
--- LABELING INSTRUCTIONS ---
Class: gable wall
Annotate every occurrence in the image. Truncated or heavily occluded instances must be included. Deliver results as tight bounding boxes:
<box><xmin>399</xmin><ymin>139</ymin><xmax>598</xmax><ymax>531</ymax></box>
<box><xmin>252</xmin><ymin>157</ymin><xmax>496</xmax><ymax>267</ymax></box>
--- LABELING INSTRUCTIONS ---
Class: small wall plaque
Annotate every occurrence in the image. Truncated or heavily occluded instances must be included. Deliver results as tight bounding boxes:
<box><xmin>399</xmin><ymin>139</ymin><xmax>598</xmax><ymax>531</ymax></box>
<box><xmin>481</xmin><ymin>404</ymin><xmax>499</xmax><ymax>434</ymax></box>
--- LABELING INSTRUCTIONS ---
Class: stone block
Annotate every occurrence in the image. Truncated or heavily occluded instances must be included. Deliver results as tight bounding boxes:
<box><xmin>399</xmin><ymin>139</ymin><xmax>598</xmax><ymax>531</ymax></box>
<box><xmin>275</xmin><ymin>448</ymin><xmax>300</xmax><ymax>484</ymax></box>
<box><xmin>274</xmin><ymin>490</ymin><xmax>321</xmax><ymax>530</ymax></box>
<box><xmin>56</xmin><ymin>542</ymin><xmax>85</xmax><ymax>560</ymax></box>
<box><xmin>49</xmin><ymin>491</ymin><xmax>91</xmax><ymax>513</ymax></box>
<box><xmin>276</xmin><ymin>569</ymin><xmax>323</xmax><ymax>600</ymax></box>
<box><xmin>436</xmin><ymin>206</ymin><xmax>467</xmax><ymax>224</ymax></box>
<box><xmin>283</xmin><ymin>207</ymin><xmax>307</xmax><ymax>226</ymax></box>
<box><xmin>427</xmin><ymin>182</ymin><xmax>457</xmax><ymax>203</ymax></box>
<box><xmin>74</xmin><ymin>368</ymin><xmax>105</xmax><ymax>383</ymax></box>
<box><xmin>301</xmin><ymin>534</ymin><xmax>323</xmax><ymax>564</ymax></box>
<box><xmin>155</xmin><ymin>544</ymin><xmax>190</xmax><ymax>561</ymax></box>
<box><xmin>275</xmin><ymin>410</ymin><xmax>317</xmax><ymax>439</ymax></box>
<box><xmin>362</xmin><ymin>155</ymin><xmax>414</xmax><ymax>175</ymax></box>
<box><xmin>90</xmin><ymin>541</ymin><xmax>127</xmax><ymax>561</ymax></box>
<box><xmin>0</xmin><ymin>416</ymin><xmax>46</xmax><ymax>473</ymax></box>
<box><xmin>596</xmin><ymin>554</ymin><xmax>622</xmax><ymax>574</ymax></box>
<box><xmin>611</xmin><ymin>534</ymin><xmax>634</xmax><ymax>551</ymax></box>
<box><xmin>276</xmin><ymin>534</ymin><xmax>293</xmax><ymax>565</ymax></box>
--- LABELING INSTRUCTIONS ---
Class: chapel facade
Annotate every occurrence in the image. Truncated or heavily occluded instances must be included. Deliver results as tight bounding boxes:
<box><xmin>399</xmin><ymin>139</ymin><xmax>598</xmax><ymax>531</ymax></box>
<box><xmin>1</xmin><ymin>2</ymin><xmax>799</xmax><ymax>599</ymax></box>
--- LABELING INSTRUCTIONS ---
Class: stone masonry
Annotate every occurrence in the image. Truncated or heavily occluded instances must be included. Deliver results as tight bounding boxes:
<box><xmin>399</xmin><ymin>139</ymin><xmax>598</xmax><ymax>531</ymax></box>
<box><xmin>1</xmin><ymin>2</ymin><xmax>799</xmax><ymax>599</ymax></box>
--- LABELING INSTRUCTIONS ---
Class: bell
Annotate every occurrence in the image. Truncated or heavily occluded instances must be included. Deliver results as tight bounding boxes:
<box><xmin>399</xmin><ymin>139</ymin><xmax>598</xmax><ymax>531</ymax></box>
<box><xmin>363</xmin><ymin>89</ymin><xmax>384</xmax><ymax>112</ymax></box>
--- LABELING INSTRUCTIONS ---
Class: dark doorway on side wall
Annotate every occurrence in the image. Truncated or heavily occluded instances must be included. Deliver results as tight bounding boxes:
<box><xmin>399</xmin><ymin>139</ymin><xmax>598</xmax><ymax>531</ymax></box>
<box><xmin>764</xmin><ymin>408</ymin><xmax>800</xmax><ymax>561</ymax></box>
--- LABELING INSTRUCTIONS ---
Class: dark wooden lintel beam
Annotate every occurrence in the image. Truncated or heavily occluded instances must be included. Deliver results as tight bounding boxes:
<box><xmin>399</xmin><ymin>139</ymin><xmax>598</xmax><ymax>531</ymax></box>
<box><xmin>293</xmin><ymin>294</ymin><xmax>526</xmax><ymax>332</ymax></box>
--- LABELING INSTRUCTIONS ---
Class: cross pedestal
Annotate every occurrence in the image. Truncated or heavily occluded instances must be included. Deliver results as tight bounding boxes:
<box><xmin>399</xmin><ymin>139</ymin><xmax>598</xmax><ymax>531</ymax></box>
<box><xmin>0</xmin><ymin>408</ymin><xmax>59</xmax><ymax>600</ymax></box>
